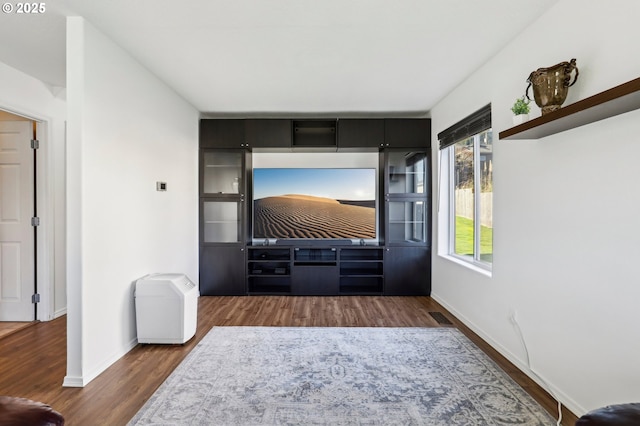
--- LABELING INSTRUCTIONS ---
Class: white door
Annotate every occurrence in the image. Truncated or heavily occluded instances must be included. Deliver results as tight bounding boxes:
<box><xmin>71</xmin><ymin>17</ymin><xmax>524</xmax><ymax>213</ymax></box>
<box><xmin>0</xmin><ymin>121</ymin><xmax>35</xmax><ymax>321</ymax></box>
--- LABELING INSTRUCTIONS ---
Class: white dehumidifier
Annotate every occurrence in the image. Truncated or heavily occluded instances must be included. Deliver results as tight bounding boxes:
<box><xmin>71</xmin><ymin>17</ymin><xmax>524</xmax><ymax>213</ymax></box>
<box><xmin>134</xmin><ymin>273</ymin><xmax>199</xmax><ymax>344</ymax></box>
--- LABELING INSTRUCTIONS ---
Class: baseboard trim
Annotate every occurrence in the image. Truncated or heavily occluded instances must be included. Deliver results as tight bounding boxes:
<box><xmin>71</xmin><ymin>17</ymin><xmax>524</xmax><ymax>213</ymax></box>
<box><xmin>431</xmin><ymin>294</ymin><xmax>585</xmax><ymax>418</ymax></box>
<box><xmin>53</xmin><ymin>308</ymin><xmax>67</xmax><ymax>319</ymax></box>
<box><xmin>62</xmin><ymin>376</ymin><xmax>86</xmax><ymax>388</ymax></box>
<box><xmin>63</xmin><ymin>337</ymin><xmax>139</xmax><ymax>388</ymax></box>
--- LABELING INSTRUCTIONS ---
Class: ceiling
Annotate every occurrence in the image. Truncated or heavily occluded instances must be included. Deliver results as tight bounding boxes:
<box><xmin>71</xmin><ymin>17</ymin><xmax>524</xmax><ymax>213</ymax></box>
<box><xmin>0</xmin><ymin>0</ymin><xmax>559</xmax><ymax>116</ymax></box>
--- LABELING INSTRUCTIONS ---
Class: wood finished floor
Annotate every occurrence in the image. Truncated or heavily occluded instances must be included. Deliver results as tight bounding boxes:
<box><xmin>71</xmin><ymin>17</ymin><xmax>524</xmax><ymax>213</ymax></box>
<box><xmin>0</xmin><ymin>321</ymin><xmax>35</xmax><ymax>340</ymax></box>
<box><xmin>0</xmin><ymin>296</ymin><xmax>578</xmax><ymax>425</ymax></box>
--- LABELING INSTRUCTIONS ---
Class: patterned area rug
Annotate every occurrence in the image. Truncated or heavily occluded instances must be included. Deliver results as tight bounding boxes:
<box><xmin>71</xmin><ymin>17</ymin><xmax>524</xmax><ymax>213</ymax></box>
<box><xmin>129</xmin><ymin>327</ymin><xmax>554</xmax><ymax>425</ymax></box>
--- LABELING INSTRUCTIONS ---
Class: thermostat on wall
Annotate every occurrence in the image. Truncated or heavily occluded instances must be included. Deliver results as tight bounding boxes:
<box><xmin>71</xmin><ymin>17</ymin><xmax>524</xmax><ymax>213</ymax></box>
<box><xmin>156</xmin><ymin>182</ymin><xmax>167</xmax><ymax>191</ymax></box>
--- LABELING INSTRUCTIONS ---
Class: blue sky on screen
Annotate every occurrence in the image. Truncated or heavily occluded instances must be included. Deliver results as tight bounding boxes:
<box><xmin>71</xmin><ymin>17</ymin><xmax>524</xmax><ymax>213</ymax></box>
<box><xmin>253</xmin><ymin>168</ymin><xmax>376</xmax><ymax>201</ymax></box>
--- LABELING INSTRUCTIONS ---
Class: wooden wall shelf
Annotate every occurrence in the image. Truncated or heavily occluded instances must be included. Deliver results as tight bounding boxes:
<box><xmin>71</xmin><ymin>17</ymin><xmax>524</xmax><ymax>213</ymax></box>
<box><xmin>499</xmin><ymin>77</ymin><xmax>640</xmax><ymax>140</ymax></box>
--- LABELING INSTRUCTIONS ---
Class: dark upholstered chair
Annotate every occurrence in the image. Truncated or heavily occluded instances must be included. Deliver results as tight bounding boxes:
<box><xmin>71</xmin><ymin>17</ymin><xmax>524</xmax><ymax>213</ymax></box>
<box><xmin>575</xmin><ymin>403</ymin><xmax>640</xmax><ymax>425</ymax></box>
<box><xmin>0</xmin><ymin>396</ymin><xmax>64</xmax><ymax>426</ymax></box>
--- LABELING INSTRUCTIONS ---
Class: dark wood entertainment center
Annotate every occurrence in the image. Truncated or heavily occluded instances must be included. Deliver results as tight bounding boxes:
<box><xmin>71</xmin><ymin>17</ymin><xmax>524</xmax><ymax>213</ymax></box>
<box><xmin>199</xmin><ymin>118</ymin><xmax>432</xmax><ymax>296</ymax></box>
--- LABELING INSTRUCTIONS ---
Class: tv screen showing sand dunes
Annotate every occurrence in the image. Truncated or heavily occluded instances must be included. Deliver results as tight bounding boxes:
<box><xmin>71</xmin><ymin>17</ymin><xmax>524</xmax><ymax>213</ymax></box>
<box><xmin>253</xmin><ymin>168</ymin><xmax>377</xmax><ymax>240</ymax></box>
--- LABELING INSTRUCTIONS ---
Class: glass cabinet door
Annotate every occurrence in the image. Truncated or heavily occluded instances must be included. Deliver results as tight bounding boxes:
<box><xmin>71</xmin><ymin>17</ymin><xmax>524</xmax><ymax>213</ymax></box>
<box><xmin>203</xmin><ymin>151</ymin><xmax>243</xmax><ymax>194</ymax></box>
<box><xmin>387</xmin><ymin>200</ymin><xmax>426</xmax><ymax>244</ymax></box>
<box><xmin>385</xmin><ymin>150</ymin><xmax>429</xmax><ymax>246</ymax></box>
<box><xmin>203</xmin><ymin>201</ymin><xmax>241</xmax><ymax>243</ymax></box>
<box><xmin>386</xmin><ymin>151</ymin><xmax>426</xmax><ymax>195</ymax></box>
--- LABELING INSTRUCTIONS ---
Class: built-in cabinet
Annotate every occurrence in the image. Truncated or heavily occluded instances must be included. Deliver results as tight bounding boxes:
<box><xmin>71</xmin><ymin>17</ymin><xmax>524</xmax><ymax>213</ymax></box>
<box><xmin>247</xmin><ymin>247</ymin><xmax>291</xmax><ymax>294</ymax></box>
<box><xmin>383</xmin><ymin>119</ymin><xmax>431</xmax><ymax>148</ymax></box>
<box><xmin>384</xmin><ymin>150</ymin><xmax>429</xmax><ymax>245</ymax></box>
<box><xmin>200</xmin><ymin>119</ymin><xmax>293</xmax><ymax>149</ymax></box>
<box><xmin>339</xmin><ymin>247</ymin><xmax>384</xmax><ymax>294</ymax></box>
<box><xmin>246</xmin><ymin>246</ymin><xmax>385</xmax><ymax>295</ymax></box>
<box><xmin>245</xmin><ymin>119</ymin><xmax>292</xmax><ymax>148</ymax></box>
<box><xmin>201</xmin><ymin>246</ymin><xmax>246</xmax><ymax>295</ymax></box>
<box><xmin>384</xmin><ymin>246</ymin><xmax>430</xmax><ymax>295</ymax></box>
<box><xmin>381</xmin><ymin>149</ymin><xmax>430</xmax><ymax>295</ymax></box>
<box><xmin>199</xmin><ymin>149</ymin><xmax>249</xmax><ymax>295</ymax></box>
<box><xmin>199</xmin><ymin>118</ymin><xmax>431</xmax><ymax>296</ymax></box>
<box><xmin>200</xmin><ymin>119</ymin><xmax>245</xmax><ymax>148</ymax></box>
<box><xmin>337</xmin><ymin>119</ymin><xmax>384</xmax><ymax>149</ymax></box>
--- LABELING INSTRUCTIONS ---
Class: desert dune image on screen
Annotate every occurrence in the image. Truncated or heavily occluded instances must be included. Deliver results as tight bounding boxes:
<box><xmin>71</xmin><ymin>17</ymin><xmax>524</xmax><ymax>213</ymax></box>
<box><xmin>253</xmin><ymin>168</ymin><xmax>376</xmax><ymax>239</ymax></box>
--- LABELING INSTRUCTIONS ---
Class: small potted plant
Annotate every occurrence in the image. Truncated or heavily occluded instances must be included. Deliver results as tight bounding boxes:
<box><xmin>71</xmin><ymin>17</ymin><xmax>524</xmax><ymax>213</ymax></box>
<box><xmin>511</xmin><ymin>96</ymin><xmax>531</xmax><ymax>125</ymax></box>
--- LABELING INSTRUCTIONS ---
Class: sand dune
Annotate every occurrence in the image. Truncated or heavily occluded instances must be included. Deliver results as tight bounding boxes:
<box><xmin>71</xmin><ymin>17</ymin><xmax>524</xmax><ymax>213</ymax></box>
<box><xmin>254</xmin><ymin>195</ymin><xmax>375</xmax><ymax>239</ymax></box>
<box><xmin>279</xmin><ymin>194</ymin><xmax>340</xmax><ymax>203</ymax></box>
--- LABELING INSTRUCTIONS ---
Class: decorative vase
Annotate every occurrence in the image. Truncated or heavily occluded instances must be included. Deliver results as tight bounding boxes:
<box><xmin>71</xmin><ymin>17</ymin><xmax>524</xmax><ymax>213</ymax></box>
<box><xmin>526</xmin><ymin>58</ymin><xmax>579</xmax><ymax>115</ymax></box>
<box><xmin>513</xmin><ymin>114</ymin><xmax>529</xmax><ymax>125</ymax></box>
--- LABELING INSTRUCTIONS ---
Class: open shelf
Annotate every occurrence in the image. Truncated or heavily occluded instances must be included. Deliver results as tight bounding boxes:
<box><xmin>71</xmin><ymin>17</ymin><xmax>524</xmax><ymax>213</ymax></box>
<box><xmin>292</xmin><ymin>120</ymin><xmax>337</xmax><ymax>149</ymax></box>
<box><xmin>246</xmin><ymin>245</ymin><xmax>385</xmax><ymax>295</ymax></box>
<box><xmin>247</xmin><ymin>247</ymin><xmax>292</xmax><ymax>294</ymax></box>
<box><xmin>294</xmin><ymin>247</ymin><xmax>337</xmax><ymax>263</ymax></box>
<box><xmin>338</xmin><ymin>247</ymin><xmax>384</xmax><ymax>294</ymax></box>
<box><xmin>499</xmin><ymin>77</ymin><xmax>640</xmax><ymax>140</ymax></box>
<box><xmin>248</xmin><ymin>248</ymin><xmax>291</xmax><ymax>261</ymax></box>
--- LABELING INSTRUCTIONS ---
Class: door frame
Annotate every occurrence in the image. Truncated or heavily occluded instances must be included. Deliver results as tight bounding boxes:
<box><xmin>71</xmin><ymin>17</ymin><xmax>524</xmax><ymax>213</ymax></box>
<box><xmin>1</xmin><ymin>106</ymin><xmax>56</xmax><ymax>321</ymax></box>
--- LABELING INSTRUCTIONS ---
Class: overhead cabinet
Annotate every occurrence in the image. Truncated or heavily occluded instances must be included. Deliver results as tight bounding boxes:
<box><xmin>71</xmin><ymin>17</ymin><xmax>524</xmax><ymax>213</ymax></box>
<box><xmin>245</xmin><ymin>119</ymin><xmax>292</xmax><ymax>148</ymax></box>
<box><xmin>200</xmin><ymin>119</ymin><xmax>292</xmax><ymax>149</ymax></box>
<box><xmin>200</xmin><ymin>118</ymin><xmax>431</xmax><ymax>150</ymax></box>
<box><xmin>337</xmin><ymin>119</ymin><xmax>385</xmax><ymax>149</ymax></box>
<box><xmin>384</xmin><ymin>119</ymin><xmax>431</xmax><ymax>148</ymax></box>
<box><xmin>200</xmin><ymin>119</ymin><xmax>245</xmax><ymax>148</ymax></box>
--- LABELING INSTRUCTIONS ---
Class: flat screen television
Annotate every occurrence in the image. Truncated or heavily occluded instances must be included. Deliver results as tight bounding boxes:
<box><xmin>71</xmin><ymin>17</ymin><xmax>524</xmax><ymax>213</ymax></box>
<box><xmin>252</xmin><ymin>168</ymin><xmax>377</xmax><ymax>243</ymax></box>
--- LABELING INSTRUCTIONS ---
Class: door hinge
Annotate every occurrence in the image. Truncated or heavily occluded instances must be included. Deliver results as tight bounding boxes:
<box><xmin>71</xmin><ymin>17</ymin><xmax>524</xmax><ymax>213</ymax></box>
<box><xmin>31</xmin><ymin>139</ymin><xmax>40</xmax><ymax>149</ymax></box>
<box><xmin>31</xmin><ymin>217</ymin><xmax>40</xmax><ymax>227</ymax></box>
<box><xmin>32</xmin><ymin>294</ymin><xmax>40</xmax><ymax>303</ymax></box>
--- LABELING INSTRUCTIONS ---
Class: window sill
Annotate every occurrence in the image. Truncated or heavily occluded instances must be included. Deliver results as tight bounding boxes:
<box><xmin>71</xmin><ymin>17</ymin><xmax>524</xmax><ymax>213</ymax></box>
<box><xmin>439</xmin><ymin>254</ymin><xmax>492</xmax><ymax>278</ymax></box>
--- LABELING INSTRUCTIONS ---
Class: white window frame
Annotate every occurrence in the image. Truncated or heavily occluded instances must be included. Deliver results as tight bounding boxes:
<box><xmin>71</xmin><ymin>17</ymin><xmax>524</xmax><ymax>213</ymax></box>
<box><xmin>443</xmin><ymin>131</ymin><xmax>493</xmax><ymax>272</ymax></box>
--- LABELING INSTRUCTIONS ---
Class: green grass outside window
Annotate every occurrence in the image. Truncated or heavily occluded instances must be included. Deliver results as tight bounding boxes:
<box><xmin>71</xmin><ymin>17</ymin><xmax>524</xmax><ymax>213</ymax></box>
<box><xmin>455</xmin><ymin>216</ymin><xmax>493</xmax><ymax>262</ymax></box>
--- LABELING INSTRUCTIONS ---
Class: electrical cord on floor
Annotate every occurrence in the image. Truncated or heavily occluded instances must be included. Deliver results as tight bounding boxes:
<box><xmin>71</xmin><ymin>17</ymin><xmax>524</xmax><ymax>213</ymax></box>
<box><xmin>510</xmin><ymin>312</ymin><xmax>563</xmax><ymax>426</ymax></box>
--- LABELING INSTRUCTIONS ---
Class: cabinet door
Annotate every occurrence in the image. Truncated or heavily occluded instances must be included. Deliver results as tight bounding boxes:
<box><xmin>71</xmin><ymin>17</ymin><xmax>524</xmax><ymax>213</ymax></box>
<box><xmin>202</xmin><ymin>200</ymin><xmax>243</xmax><ymax>243</ymax></box>
<box><xmin>291</xmin><ymin>265</ymin><xmax>339</xmax><ymax>295</ymax></box>
<box><xmin>245</xmin><ymin>119</ymin><xmax>291</xmax><ymax>148</ymax></box>
<box><xmin>200</xmin><ymin>119</ymin><xmax>245</xmax><ymax>148</ymax></box>
<box><xmin>337</xmin><ymin>119</ymin><xmax>384</xmax><ymax>149</ymax></box>
<box><xmin>384</xmin><ymin>150</ymin><xmax>430</xmax><ymax>246</ymax></box>
<box><xmin>386</xmin><ymin>151</ymin><xmax>427</xmax><ymax>196</ymax></box>
<box><xmin>202</xmin><ymin>150</ymin><xmax>244</xmax><ymax>195</ymax></box>
<box><xmin>200</xmin><ymin>246</ymin><xmax>246</xmax><ymax>295</ymax></box>
<box><xmin>386</xmin><ymin>200</ymin><xmax>427</xmax><ymax>245</ymax></box>
<box><xmin>384</xmin><ymin>247</ymin><xmax>430</xmax><ymax>295</ymax></box>
<box><xmin>383</xmin><ymin>119</ymin><xmax>431</xmax><ymax>148</ymax></box>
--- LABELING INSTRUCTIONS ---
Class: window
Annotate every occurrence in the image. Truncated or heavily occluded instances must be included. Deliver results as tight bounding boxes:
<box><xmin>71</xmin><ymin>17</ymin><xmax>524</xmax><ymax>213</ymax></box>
<box><xmin>438</xmin><ymin>105</ymin><xmax>493</xmax><ymax>269</ymax></box>
<box><xmin>451</xmin><ymin>130</ymin><xmax>493</xmax><ymax>264</ymax></box>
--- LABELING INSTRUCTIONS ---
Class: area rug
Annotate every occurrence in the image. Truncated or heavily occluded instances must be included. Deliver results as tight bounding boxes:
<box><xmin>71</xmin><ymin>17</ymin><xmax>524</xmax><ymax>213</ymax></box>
<box><xmin>129</xmin><ymin>327</ymin><xmax>554</xmax><ymax>425</ymax></box>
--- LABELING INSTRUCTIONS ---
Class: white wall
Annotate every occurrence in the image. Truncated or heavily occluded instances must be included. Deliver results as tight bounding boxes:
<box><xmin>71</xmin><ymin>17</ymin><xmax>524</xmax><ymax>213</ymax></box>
<box><xmin>431</xmin><ymin>0</ymin><xmax>640</xmax><ymax>416</ymax></box>
<box><xmin>65</xmin><ymin>17</ymin><xmax>199</xmax><ymax>386</ymax></box>
<box><xmin>0</xmin><ymin>61</ymin><xmax>67</xmax><ymax>320</ymax></box>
